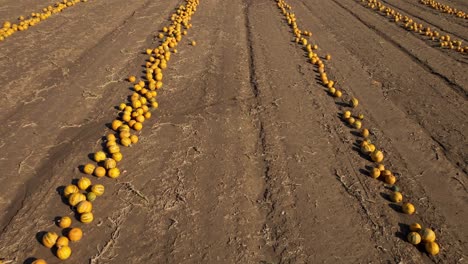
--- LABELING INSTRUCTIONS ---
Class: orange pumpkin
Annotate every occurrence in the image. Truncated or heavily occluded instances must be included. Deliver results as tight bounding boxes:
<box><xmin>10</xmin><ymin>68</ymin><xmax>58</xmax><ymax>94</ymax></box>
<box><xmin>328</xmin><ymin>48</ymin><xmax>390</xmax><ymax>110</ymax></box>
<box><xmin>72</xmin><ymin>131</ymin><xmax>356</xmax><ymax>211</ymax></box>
<box><xmin>63</xmin><ymin>185</ymin><xmax>79</xmax><ymax>197</ymax></box>
<box><xmin>56</xmin><ymin>236</ymin><xmax>69</xmax><ymax>248</ymax></box>
<box><xmin>68</xmin><ymin>228</ymin><xmax>83</xmax><ymax>241</ymax></box>
<box><xmin>402</xmin><ymin>202</ymin><xmax>415</xmax><ymax>215</ymax></box>
<box><xmin>42</xmin><ymin>232</ymin><xmax>58</xmax><ymax>248</ymax></box>
<box><xmin>58</xmin><ymin>216</ymin><xmax>72</xmax><ymax>228</ymax></box>
<box><xmin>94</xmin><ymin>166</ymin><xmax>106</xmax><ymax>178</ymax></box>
<box><xmin>371</xmin><ymin>150</ymin><xmax>384</xmax><ymax>163</ymax></box>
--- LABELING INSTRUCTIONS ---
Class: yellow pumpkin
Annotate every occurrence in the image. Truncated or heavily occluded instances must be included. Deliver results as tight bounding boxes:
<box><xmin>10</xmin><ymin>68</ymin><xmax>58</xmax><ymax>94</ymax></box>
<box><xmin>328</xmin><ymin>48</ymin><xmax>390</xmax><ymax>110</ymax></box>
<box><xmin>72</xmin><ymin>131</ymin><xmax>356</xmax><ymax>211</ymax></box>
<box><xmin>69</xmin><ymin>192</ymin><xmax>86</xmax><ymax>207</ymax></box>
<box><xmin>83</xmin><ymin>164</ymin><xmax>95</xmax><ymax>175</ymax></box>
<box><xmin>80</xmin><ymin>212</ymin><xmax>94</xmax><ymax>224</ymax></box>
<box><xmin>130</xmin><ymin>135</ymin><xmax>139</xmax><ymax>144</ymax></box>
<box><xmin>133</xmin><ymin>122</ymin><xmax>143</xmax><ymax>131</ymax></box>
<box><xmin>121</xmin><ymin>137</ymin><xmax>132</xmax><ymax>147</ymax></box>
<box><xmin>63</xmin><ymin>185</ymin><xmax>79</xmax><ymax>197</ymax></box>
<box><xmin>119</xmin><ymin>131</ymin><xmax>131</xmax><ymax>139</ymax></box>
<box><xmin>94</xmin><ymin>151</ymin><xmax>107</xmax><ymax>162</ymax></box>
<box><xmin>385</xmin><ymin>174</ymin><xmax>397</xmax><ymax>185</ymax></box>
<box><xmin>56</xmin><ymin>245</ymin><xmax>71</xmax><ymax>260</ymax></box>
<box><xmin>144</xmin><ymin>112</ymin><xmax>151</xmax><ymax>119</ymax></box>
<box><xmin>191</xmin><ymin>40</ymin><xmax>196</xmax><ymax>46</ymax></box>
<box><xmin>328</xmin><ymin>87</ymin><xmax>336</xmax><ymax>95</ymax></box>
<box><xmin>108</xmin><ymin>168</ymin><xmax>121</xmax><ymax>179</ymax></box>
<box><xmin>361</xmin><ymin>128</ymin><xmax>369</xmax><ymax>138</ymax></box>
<box><xmin>32</xmin><ymin>259</ymin><xmax>47</xmax><ymax>264</ymax></box>
<box><xmin>58</xmin><ymin>216</ymin><xmax>72</xmax><ymax>228</ymax></box>
<box><xmin>361</xmin><ymin>144</ymin><xmax>373</xmax><ymax>154</ymax></box>
<box><xmin>371</xmin><ymin>150</ymin><xmax>384</xmax><ymax>163</ymax></box>
<box><xmin>390</xmin><ymin>191</ymin><xmax>403</xmax><ymax>202</ymax></box>
<box><xmin>325</xmin><ymin>54</ymin><xmax>331</xmax><ymax>60</ymax></box>
<box><xmin>370</xmin><ymin>168</ymin><xmax>380</xmax><ymax>178</ymax></box>
<box><xmin>108</xmin><ymin>145</ymin><xmax>120</xmax><ymax>154</ymax></box>
<box><xmin>128</xmin><ymin>76</ymin><xmax>136</xmax><ymax>83</ymax></box>
<box><xmin>152</xmin><ymin>101</ymin><xmax>159</xmax><ymax>108</ymax></box>
<box><xmin>56</xmin><ymin>236</ymin><xmax>69</xmax><ymax>248</ymax></box>
<box><xmin>106</xmin><ymin>140</ymin><xmax>117</xmax><ymax>148</ymax></box>
<box><xmin>410</xmin><ymin>222</ymin><xmax>422</xmax><ymax>232</ymax></box>
<box><xmin>76</xmin><ymin>200</ymin><xmax>93</xmax><ymax>214</ymax></box>
<box><xmin>112</xmin><ymin>152</ymin><xmax>123</xmax><ymax>162</ymax></box>
<box><xmin>402</xmin><ymin>203</ymin><xmax>415</xmax><ymax>215</ymax></box>
<box><xmin>107</xmin><ymin>133</ymin><xmax>117</xmax><ymax>141</ymax></box>
<box><xmin>350</xmin><ymin>97</ymin><xmax>359</xmax><ymax>108</ymax></box>
<box><xmin>420</xmin><ymin>228</ymin><xmax>436</xmax><ymax>242</ymax></box>
<box><xmin>104</xmin><ymin>158</ymin><xmax>117</xmax><ymax>169</ymax></box>
<box><xmin>347</xmin><ymin>117</ymin><xmax>356</xmax><ymax>126</ymax></box>
<box><xmin>357</xmin><ymin>114</ymin><xmax>364</xmax><ymax>120</ymax></box>
<box><xmin>353</xmin><ymin>120</ymin><xmax>362</xmax><ymax>129</ymax></box>
<box><xmin>77</xmin><ymin>177</ymin><xmax>91</xmax><ymax>190</ymax></box>
<box><xmin>111</xmin><ymin>120</ymin><xmax>123</xmax><ymax>131</ymax></box>
<box><xmin>91</xmin><ymin>184</ymin><xmax>105</xmax><ymax>196</ymax></box>
<box><xmin>407</xmin><ymin>232</ymin><xmax>421</xmax><ymax>245</ymax></box>
<box><xmin>425</xmin><ymin>241</ymin><xmax>439</xmax><ymax>255</ymax></box>
<box><xmin>377</xmin><ymin>164</ymin><xmax>385</xmax><ymax>171</ymax></box>
<box><xmin>68</xmin><ymin>227</ymin><xmax>82</xmax><ymax>241</ymax></box>
<box><xmin>42</xmin><ymin>232</ymin><xmax>58</xmax><ymax>248</ymax></box>
<box><xmin>94</xmin><ymin>166</ymin><xmax>106</xmax><ymax>177</ymax></box>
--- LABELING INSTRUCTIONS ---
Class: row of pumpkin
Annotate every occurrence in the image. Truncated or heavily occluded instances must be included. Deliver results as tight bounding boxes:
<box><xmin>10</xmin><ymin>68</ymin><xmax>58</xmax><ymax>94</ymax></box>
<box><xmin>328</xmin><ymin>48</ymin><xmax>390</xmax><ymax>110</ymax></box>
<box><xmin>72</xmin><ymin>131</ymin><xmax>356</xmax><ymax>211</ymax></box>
<box><xmin>0</xmin><ymin>0</ymin><xmax>89</xmax><ymax>42</ymax></box>
<box><xmin>32</xmin><ymin>0</ymin><xmax>200</xmax><ymax>263</ymax></box>
<box><xmin>359</xmin><ymin>0</ymin><xmax>466</xmax><ymax>54</ymax></box>
<box><xmin>419</xmin><ymin>0</ymin><xmax>467</xmax><ymax>19</ymax></box>
<box><xmin>276</xmin><ymin>0</ymin><xmax>440</xmax><ymax>256</ymax></box>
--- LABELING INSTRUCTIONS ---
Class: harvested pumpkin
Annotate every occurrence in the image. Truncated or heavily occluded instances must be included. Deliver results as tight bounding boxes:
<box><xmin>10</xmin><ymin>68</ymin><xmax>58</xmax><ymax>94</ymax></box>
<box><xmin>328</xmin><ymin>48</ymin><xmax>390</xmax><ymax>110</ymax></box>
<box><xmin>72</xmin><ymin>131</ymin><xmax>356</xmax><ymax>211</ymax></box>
<box><xmin>410</xmin><ymin>222</ymin><xmax>422</xmax><ymax>232</ymax></box>
<box><xmin>94</xmin><ymin>166</ymin><xmax>106</xmax><ymax>178</ymax></box>
<box><xmin>425</xmin><ymin>241</ymin><xmax>439</xmax><ymax>255</ymax></box>
<box><xmin>83</xmin><ymin>164</ymin><xmax>95</xmax><ymax>175</ymax></box>
<box><xmin>384</xmin><ymin>173</ymin><xmax>396</xmax><ymax>185</ymax></box>
<box><xmin>343</xmin><ymin>111</ymin><xmax>351</xmax><ymax>119</ymax></box>
<box><xmin>407</xmin><ymin>232</ymin><xmax>421</xmax><ymax>245</ymax></box>
<box><xmin>361</xmin><ymin>128</ymin><xmax>369</xmax><ymax>138</ymax></box>
<box><xmin>32</xmin><ymin>259</ymin><xmax>47</xmax><ymax>264</ymax></box>
<box><xmin>94</xmin><ymin>151</ymin><xmax>107</xmax><ymax>162</ymax></box>
<box><xmin>80</xmin><ymin>212</ymin><xmax>94</xmax><ymax>224</ymax></box>
<box><xmin>390</xmin><ymin>191</ymin><xmax>403</xmax><ymax>202</ymax></box>
<box><xmin>55</xmin><ymin>236</ymin><xmax>69</xmax><ymax>248</ymax></box>
<box><xmin>56</xmin><ymin>245</ymin><xmax>71</xmax><ymax>260</ymax></box>
<box><xmin>91</xmin><ymin>184</ymin><xmax>105</xmax><ymax>196</ymax></box>
<box><xmin>42</xmin><ymin>232</ymin><xmax>58</xmax><ymax>248</ymax></box>
<box><xmin>63</xmin><ymin>185</ymin><xmax>79</xmax><ymax>197</ymax></box>
<box><xmin>86</xmin><ymin>192</ymin><xmax>97</xmax><ymax>202</ymax></box>
<box><xmin>350</xmin><ymin>97</ymin><xmax>359</xmax><ymax>108</ymax></box>
<box><xmin>402</xmin><ymin>202</ymin><xmax>415</xmax><ymax>214</ymax></box>
<box><xmin>420</xmin><ymin>228</ymin><xmax>436</xmax><ymax>242</ymax></box>
<box><xmin>108</xmin><ymin>168</ymin><xmax>121</xmax><ymax>178</ymax></box>
<box><xmin>370</xmin><ymin>167</ymin><xmax>380</xmax><ymax>178</ymax></box>
<box><xmin>77</xmin><ymin>177</ymin><xmax>91</xmax><ymax>190</ymax></box>
<box><xmin>76</xmin><ymin>200</ymin><xmax>93</xmax><ymax>214</ymax></box>
<box><xmin>68</xmin><ymin>227</ymin><xmax>83</xmax><ymax>241</ymax></box>
<box><xmin>112</xmin><ymin>152</ymin><xmax>123</xmax><ymax>162</ymax></box>
<box><xmin>69</xmin><ymin>193</ymin><xmax>86</xmax><ymax>207</ymax></box>
<box><xmin>104</xmin><ymin>158</ymin><xmax>117</xmax><ymax>169</ymax></box>
<box><xmin>58</xmin><ymin>216</ymin><xmax>72</xmax><ymax>228</ymax></box>
<box><xmin>370</xmin><ymin>150</ymin><xmax>384</xmax><ymax>163</ymax></box>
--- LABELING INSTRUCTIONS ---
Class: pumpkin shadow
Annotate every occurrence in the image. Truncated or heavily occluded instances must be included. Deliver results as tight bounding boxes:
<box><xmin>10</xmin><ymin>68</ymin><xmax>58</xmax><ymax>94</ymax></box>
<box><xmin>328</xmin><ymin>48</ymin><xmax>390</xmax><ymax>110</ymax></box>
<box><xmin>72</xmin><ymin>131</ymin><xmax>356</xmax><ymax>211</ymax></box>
<box><xmin>56</xmin><ymin>186</ymin><xmax>70</xmax><ymax>206</ymax></box>
<box><xmin>62</xmin><ymin>227</ymin><xmax>72</xmax><ymax>237</ymax></box>
<box><xmin>35</xmin><ymin>231</ymin><xmax>47</xmax><ymax>245</ymax></box>
<box><xmin>388</xmin><ymin>203</ymin><xmax>401</xmax><ymax>213</ymax></box>
<box><xmin>87</xmin><ymin>153</ymin><xmax>96</xmax><ymax>162</ymax></box>
<box><xmin>350</xmin><ymin>130</ymin><xmax>362</xmax><ymax>137</ymax></box>
<box><xmin>352</xmin><ymin>146</ymin><xmax>371</xmax><ymax>161</ymax></box>
<box><xmin>380</xmin><ymin>192</ymin><xmax>392</xmax><ymax>202</ymax></box>
<box><xmin>78</xmin><ymin>165</ymin><xmax>86</xmax><ymax>174</ymax></box>
<box><xmin>104</xmin><ymin>123</ymin><xmax>113</xmax><ymax>130</ymax></box>
<box><xmin>335</xmin><ymin>101</ymin><xmax>349</xmax><ymax>107</ymax></box>
<box><xmin>23</xmin><ymin>257</ymin><xmax>37</xmax><ymax>264</ymax></box>
<box><xmin>71</xmin><ymin>178</ymin><xmax>79</xmax><ymax>186</ymax></box>
<box><xmin>54</xmin><ymin>216</ymin><xmax>62</xmax><ymax>227</ymax></box>
<box><xmin>395</xmin><ymin>223</ymin><xmax>410</xmax><ymax>241</ymax></box>
<box><xmin>359</xmin><ymin>168</ymin><xmax>370</xmax><ymax>178</ymax></box>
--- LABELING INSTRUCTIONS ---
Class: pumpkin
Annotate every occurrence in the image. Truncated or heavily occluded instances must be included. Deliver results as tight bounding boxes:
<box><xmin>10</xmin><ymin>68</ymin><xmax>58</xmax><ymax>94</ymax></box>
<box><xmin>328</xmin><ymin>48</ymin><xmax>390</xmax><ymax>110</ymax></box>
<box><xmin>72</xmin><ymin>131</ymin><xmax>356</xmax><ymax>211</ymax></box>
<box><xmin>91</xmin><ymin>184</ymin><xmax>105</xmax><ymax>196</ymax></box>
<box><xmin>357</xmin><ymin>114</ymin><xmax>364</xmax><ymax>120</ymax></box>
<box><xmin>112</xmin><ymin>152</ymin><xmax>123</xmax><ymax>162</ymax></box>
<box><xmin>87</xmin><ymin>192</ymin><xmax>97</xmax><ymax>202</ymax></box>
<box><xmin>328</xmin><ymin>87</ymin><xmax>336</xmax><ymax>95</ymax></box>
<box><xmin>80</xmin><ymin>212</ymin><xmax>94</xmax><ymax>224</ymax></box>
<box><xmin>407</xmin><ymin>232</ymin><xmax>421</xmax><ymax>245</ymax></box>
<box><xmin>56</xmin><ymin>236</ymin><xmax>69</xmax><ymax>248</ymax></box>
<box><xmin>402</xmin><ymin>203</ymin><xmax>415</xmax><ymax>215</ymax></box>
<box><xmin>120</xmin><ymin>125</ymin><xmax>131</xmax><ymax>132</ymax></box>
<box><xmin>106</xmin><ymin>140</ymin><xmax>117</xmax><ymax>148</ymax></box>
<box><xmin>83</xmin><ymin>164</ymin><xmax>95</xmax><ymax>175</ymax></box>
<box><xmin>134</xmin><ymin>122</ymin><xmax>143</xmax><ymax>131</ymax></box>
<box><xmin>371</xmin><ymin>150</ymin><xmax>384</xmax><ymax>163</ymax></box>
<box><xmin>94</xmin><ymin>151</ymin><xmax>107</xmax><ymax>162</ymax></box>
<box><xmin>119</xmin><ymin>131</ymin><xmax>131</xmax><ymax>139</ymax></box>
<box><xmin>409</xmin><ymin>222</ymin><xmax>422</xmax><ymax>232</ymax></box>
<box><xmin>107</xmin><ymin>134</ymin><xmax>116</xmax><ymax>141</ymax></box>
<box><xmin>353</xmin><ymin>120</ymin><xmax>362</xmax><ymax>129</ymax></box>
<box><xmin>350</xmin><ymin>97</ymin><xmax>359</xmax><ymax>108</ymax></box>
<box><xmin>118</xmin><ymin>103</ymin><xmax>126</xmax><ymax>111</ymax></box>
<box><xmin>58</xmin><ymin>216</ymin><xmax>72</xmax><ymax>228</ymax></box>
<box><xmin>385</xmin><ymin>174</ymin><xmax>396</xmax><ymax>185</ymax></box>
<box><xmin>121</xmin><ymin>137</ymin><xmax>132</xmax><ymax>147</ymax></box>
<box><xmin>56</xmin><ymin>245</ymin><xmax>71</xmax><ymax>260</ymax></box>
<box><xmin>361</xmin><ymin>128</ymin><xmax>369</xmax><ymax>138</ymax></box>
<box><xmin>191</xmin><ymin>40</ymin><xmax>196</xmax><ymax>46</ymax></box>
<box><xmin>104</xmin><ymin>158</ymin><xmax>117</xmax><ymax>169</ymax></box>
<box><xmin>111</xmin><ymin>120</ymin><xmax>123</xmax><ymax>131</ymax></box>
<box><xmin>136</xmin><ymin>115</ymin><xmax>145</xmax><ymax>123</ymax></box>
<box><xmin>347</xmin><ymin>117</ymin><xmax>356</xmax><ymax>126</ymax></box>
<box><xmin>370</xmin><ymin>168</ymin><xmax>380</xmax><ymax>178</ymax></box>
<box><xmin>108</xmin><ymin>145</ymin><xmax>120</xmax><ymax>154</ymax></box>
<box><xmin>390</xmin><ymin>191</ymin><xmax>403</xmax><ymax>202</ymax></box>
<box><xmin>152</xmin><ymin>101</ymin><xmax>159</xmax><ymax>108</ymax></box>
<box><xmin>420</xmin><ymin>228</ymin><xmax>436</xmax><ymax>242</ymax></box>
<box><xmin>77</xmin><ymin>177</ymin><xmax>91</xmax><ymax>190</ymax></box>
<box><xmin>144</xmin><ymin>112</ymin><xmax>152</xmax><ymax>119</ymax></box>
<box><xmin>130</xmin><ymin>135</ymin><xmax>139</xmax><ymax>144</ymax></box>
<box><xmin>325</xmin><ymin>54</ymin><xmax>331</xmax><ymax>60</ymax></box>
<box><xmin>69</xmin><ymin>193</ymin><xmax>86</xmax><ymax>207</ymax></box>
<box><xmin>361</xmin><ymin>144</ymin><xmax>374</xmax><ymax>154</ymax></box>
<box><xmin>377</xmin><ymin>164</ymin><xmax>385</xmax><ymax>171</ymax></box>
<box><xmin>68</xmin><ymin>227</ymin><xmax>83</xmax><ymax>241</ymax></box>
<box><xmin>94</xmin><ymin>166</ymin><xmax>106</xmax><ymax>178</ymax></box>
<box><xmin>32</xmin><ymin>259</ymin><xmax>47</xmax><ymax>264</ymax></box>
<box><xmin>425</xmin><ymin>241</ymin><xmax>439</xmax><ymax>255</ymax></box>
<box><xmin>108</xmin><ymin>168</ymin><xmax>121</xmax><ymax>179</ymax></box>
<box><xmin>76</xmin><ymin>200</ymin><xmax>93</xmax><ymax>214</ymax></box>
<box><xmin>42</xmin><ymin>232</ymin><xmax>58</xmax><ymax>248</ymax></box>
<box><xmin>64</xmin><ymin>185</ymin><xmax>79</xmax><ymax>197</ymax></box>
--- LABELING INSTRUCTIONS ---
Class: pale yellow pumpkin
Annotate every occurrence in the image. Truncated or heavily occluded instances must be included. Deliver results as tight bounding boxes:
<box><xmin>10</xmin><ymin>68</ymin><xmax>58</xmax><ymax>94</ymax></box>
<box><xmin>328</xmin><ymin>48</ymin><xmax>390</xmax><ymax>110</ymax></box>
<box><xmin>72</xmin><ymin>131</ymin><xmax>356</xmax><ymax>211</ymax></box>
<box><xmin>80</xmin><ymin>212</ymin><xmax>94</xmax><ymax>224</ymax></box>
<box><xmin>91</xmin><ymin>184</ymin><xmax>105</xmax><ymax>196</ymax></box>
<box><xmin>407</xmin><ymin>232</ymin><xmax>421</xmax><ymax>245</ymax></box>
<box><xmin>42</xmin><ymin>232</ymin><xmax>58</xmax><ymax>248</ymax></box>
<box><xmin>371</xmin><ymin>150</ymin><xmax>384</xmax><ymax>163</ymax></box>
<box><xmin>56</xmin><ymin>236</ymin><xmax>69</xmax><ymax>248</ymax></box>
<box><xmin>425</xmin><ymin>241</ymin><xmax>439</xmax><ymax>255</ymax></box>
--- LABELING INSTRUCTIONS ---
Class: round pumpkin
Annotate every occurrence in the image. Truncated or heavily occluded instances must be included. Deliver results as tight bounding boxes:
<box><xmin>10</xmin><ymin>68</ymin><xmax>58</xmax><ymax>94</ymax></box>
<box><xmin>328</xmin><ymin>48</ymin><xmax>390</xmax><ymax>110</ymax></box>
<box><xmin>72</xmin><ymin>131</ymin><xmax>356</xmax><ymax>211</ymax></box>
<box><xmin>94</xmin><ymin>166</ymin><xmax>106</xmax><ymax>178</ymax></box>
<box><xmin>130</xmin><ymin>135</ymin><xmax>139</xmax><ymax>144</ymax></box>
<box><xmin>402</xmin><ymin>203</ymin><xmax>415</xmax><ymax>215</ymax></box>
<box><xmin>118</xmin><ymin>103</ymin><xmax>126</xmax><ymax>110</ymax></box>
<box><xmin>56</xmin><ymin>236</ymin><xmax>69</xmax><ymax>248</ymax></box>
<box><xmin>357</xmin><ymin>114</ymin><xmax>364</xmax><ymax>120</ymax></box>
<box><xmin>63</xmin><ymin>185</ymin><xmax>79</xmax><ymax>197</ymax></box>
<box><xmin>108</xmin><ymin>168</ymin><xmax>120</xmax><ymax>179</ymax></box>
<box><xmin>350</xmin><ymin>97</ymin><xmax>359</xmax><ymax>108</ymax></box>
<box><xmin>104</xmin><ymin>158</ymin><xmax>117</xmax><ymax>169</ymax></box>
<box><xmin>407</xmin><ymin>232</ymin><xmax>421</xmax><ymax>245</ymax></box>
<box><xmin>152</xmin><ymin>101</ymin><xmax>159</xmax><ymax>108</ymax></box>
<box><xmin>112</xmin><ymin>152</ymin><xmax>123</xmax><ymax>162</ymax></box>
<box><xmin>56</xmin><ymin>245</ymin><xmax>71</xmax><ymax>260</ymax></box>
<box><xmin>111</xmin><ymin>120</ymin><xmax>123</xmax><ymax>131</ymax></box>
<box><xmin>80</xmin><ymin>212</ymin><xmax>94</xmax><ymax>224</ymax></box>
<box><xmin>69</xmin><ymin>192</ymin><xmax>86</xmax><ymax>207</ymax></box>
<box><xmin>390</xmin><ymin>191</ymin><xmax>403</xmax><ymax>203</ymax></box>
<box><xmin>144</xmin><ymin>112</ymin><xmax>151</xmax><ymax>119</ymax></box>
<box><xmin>377</xmin><ymin>164</ymin><xmax>385</xmax><ymax>171</ymax></box>
<box><xmin>420</xmin><ymin>228</ymin><xmax>436</xmax><ymax>242</ymax></box>
<box><xmin>371</xmin><ymin>150</ymin><xmax>384</xmax><ymax>163</ymax></box>
<box><xmin>58</xmin><ymin>216</ymin><xmax>72</xmax><ymax>228</ymax></box>
<box><xmin>106</xmin><ymin>140</ymin><xmax>117</xmax><ymax>148</ymax></box>
<box><xmin>361</xmin><ymin>128</ymin><xmax>369</xmax><ymax>138</ymax></box>
<box><xmin>42</xmin><ymin>232</ymin><xmax>58</xmax><ymax>248</ymax></box>
<box><xmin>133</xmin><ymin>122</ymin><xmax>143</xmax><ymax>131</ymax></box>
<box><xmin>77</xmin><ymin>177</ymin><xmax>91</xmax><ymax>190</ymax></box>
<box><xmin>425</xmin><ymin>241</ymin><xmax>439</xmax><ymax>255</ymax></box>
<box><xmin>91</xmin><ymin>184</ymin><xmax>105</xmax><ymax>196</ymax></box>
<box><xmin>76</xmin><ymin>200</ymin><xmax>93</xmax><ymax>214</ymax></box>
<box><xmin>108</xmin><ymin>145</ymin><xmax>120</xmax><ymax>154</ymax></box>
<box><xmin>119</xmin><ymin>131</ymin><xmax>130</xmax><ymax>139</ymax></box>
<box><xmin>32</xmin><ymin>259</ymin><xmax>47</xmax><ymax>264</ymax></box>
<box><xmin>87</xmin><ymin>192</ymin><xmax>97</xmax><ymax>202</ymax></box>
<box><xmin>361</xmin><ymin>144</ymin><xmax>373</xmax><ymax>154</ymax></box>
<box><xmin>353</xmin><ymin>120</ymin><xmax>362</xmax><ymax>129</ymax></box>
<box><xmin>107</xmin><ymin>134</ymin><xmax>116</xmax><ymax>141</ymax></box>
<box><xmin>347</xmin><ymin>117</ymin><xmax>355</xmax><ymax>126</ymax></box>
<box><xmin>385</xmin><ymin>174</ymin><xmax>397</xmax><ymax>185</ymax></box>
<box><xmin>409</xmin><ymin>222</ymin><xmax>422</xmax><ymax>232</ymax></box>
<box><xmin>370</xmin><ymin>168</ymin><xmax>380</xmax><ymax>179</ymax></box>
<box><xmin>68</xmin><ymin>227</ymin><xmax>83</xmax><ymax>241</ymax></box>
<box><xmin>121</xmin><ymin>137</ymin><xmax>132</xmax><ymax>147</ymax></box>
<box><xmin>83</xmin><ymin>164</ymin><xmax>95</xmax><ymax>175</ymax></box>
<box><xmin>94</xmin><ymin>151</ymin><xmax>107</xmax><ymax>162</ymax></box>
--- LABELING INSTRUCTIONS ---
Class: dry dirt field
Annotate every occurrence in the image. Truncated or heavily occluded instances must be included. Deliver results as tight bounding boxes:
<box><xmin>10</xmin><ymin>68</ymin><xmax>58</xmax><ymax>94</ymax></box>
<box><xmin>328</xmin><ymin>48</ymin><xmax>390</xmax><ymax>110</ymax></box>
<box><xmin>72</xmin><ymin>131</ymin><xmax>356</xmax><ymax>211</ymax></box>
<box><xmin>0</xmin><ymin>0</ymin><xmax>467</xmax><ymax>263</ymax></box>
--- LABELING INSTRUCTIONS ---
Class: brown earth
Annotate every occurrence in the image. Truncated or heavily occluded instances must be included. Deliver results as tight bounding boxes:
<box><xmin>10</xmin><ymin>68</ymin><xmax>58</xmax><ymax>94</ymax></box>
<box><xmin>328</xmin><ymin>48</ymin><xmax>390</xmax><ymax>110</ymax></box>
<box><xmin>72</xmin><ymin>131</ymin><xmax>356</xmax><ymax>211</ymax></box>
<box><xmin>0</xmin><ymin>0</ymin><xmax>467</xmax><ymax>263</ymax></box>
